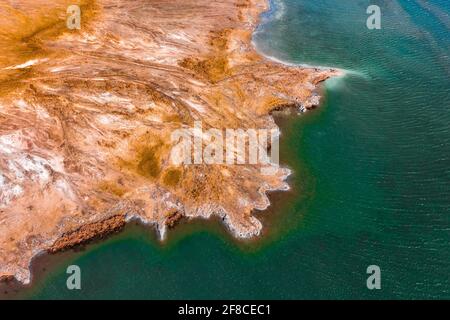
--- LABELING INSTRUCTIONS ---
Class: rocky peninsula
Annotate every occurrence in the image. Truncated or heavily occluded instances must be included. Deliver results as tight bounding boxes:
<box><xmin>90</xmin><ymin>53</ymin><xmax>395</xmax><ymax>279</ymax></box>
<box><xmin>0</xmin><ymin>0</ymin><xmax>340</xmax><ymax>284</ymax></box>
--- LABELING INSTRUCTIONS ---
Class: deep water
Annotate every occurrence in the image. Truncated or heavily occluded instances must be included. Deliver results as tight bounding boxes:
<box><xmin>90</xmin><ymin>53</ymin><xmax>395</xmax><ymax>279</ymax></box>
<box><xmin>15</xmin><ymin>0</ymin><xmax>450</xmax><ymax>299</ymax></box>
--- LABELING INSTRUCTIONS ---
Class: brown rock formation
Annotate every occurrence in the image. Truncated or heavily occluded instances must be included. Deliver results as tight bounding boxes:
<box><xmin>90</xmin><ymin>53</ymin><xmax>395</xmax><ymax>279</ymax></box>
<box><xmin>0</xmin><ymin>0</ymin><xmax>340</xmax><ymax>284</ymax></box>
<box><xmin>48</xmin><ymin>215</ymin><xmax>126</xmax><ymax>253</ymax></box>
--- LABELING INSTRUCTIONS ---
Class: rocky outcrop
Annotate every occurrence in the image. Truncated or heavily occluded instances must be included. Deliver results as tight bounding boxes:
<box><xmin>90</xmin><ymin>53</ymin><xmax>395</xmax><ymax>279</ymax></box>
<box><xmin>48</xmin><ymin>215</ymin><xmax>126</xmax><ymax>253</ymax></box>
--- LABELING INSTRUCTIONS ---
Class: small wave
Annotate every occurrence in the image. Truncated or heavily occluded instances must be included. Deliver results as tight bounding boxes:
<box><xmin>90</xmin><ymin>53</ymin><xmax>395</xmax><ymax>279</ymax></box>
<box><xmin>251</xmin><ymin>43</ymin><xmax>368</xmax><ymax>80</ymax></box>
<box><xmin>272</xmin><ymin>0</ymin><xmax>286</xmax><ymax>21</ymax></box>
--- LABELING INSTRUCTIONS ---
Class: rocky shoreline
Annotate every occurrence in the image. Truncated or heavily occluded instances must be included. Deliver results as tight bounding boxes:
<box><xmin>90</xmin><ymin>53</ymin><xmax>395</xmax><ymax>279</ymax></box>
<box><xmin>0</xmin><ymin>0</ymin><xmax>340</xmax><ymax>284</ymax></box>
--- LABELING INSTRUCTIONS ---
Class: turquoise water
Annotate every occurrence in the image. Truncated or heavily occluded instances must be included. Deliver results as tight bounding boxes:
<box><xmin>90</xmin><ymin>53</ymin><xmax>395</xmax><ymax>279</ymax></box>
<box><xmin>25</xmin><ymin>0</ymin><xmax>450</xmax><ymax>299</ymax></box>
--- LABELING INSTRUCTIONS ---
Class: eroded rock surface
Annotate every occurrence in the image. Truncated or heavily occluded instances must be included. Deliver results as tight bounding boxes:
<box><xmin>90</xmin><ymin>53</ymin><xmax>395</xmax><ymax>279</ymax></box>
<box><xmin>0</xmin><ymin>0</ymin><xmax>339</xmax><ymax>283</ymax></box>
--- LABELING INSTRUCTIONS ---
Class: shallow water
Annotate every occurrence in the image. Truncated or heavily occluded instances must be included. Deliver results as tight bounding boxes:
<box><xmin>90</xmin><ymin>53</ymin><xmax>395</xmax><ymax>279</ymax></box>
<box><xmin>5</xmin><ymin>0</ymin><xmax>449</xmax><ymax>299</ymax></box>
